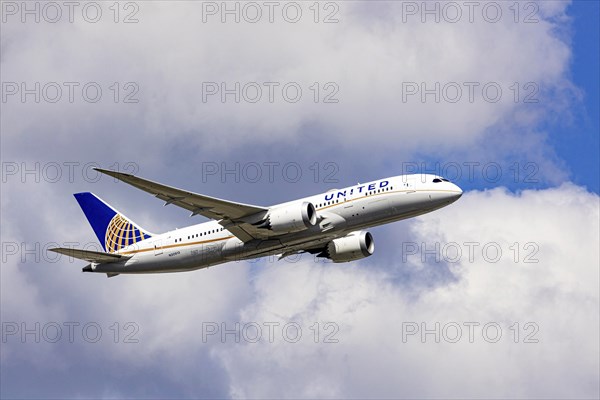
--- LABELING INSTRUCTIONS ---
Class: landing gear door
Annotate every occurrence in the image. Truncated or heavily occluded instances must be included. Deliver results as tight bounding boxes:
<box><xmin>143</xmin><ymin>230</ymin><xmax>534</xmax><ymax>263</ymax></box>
<box><xmin>153</xmin><ymin>240</ymin><xmax>163</xmax><ymax>256</ymax></box>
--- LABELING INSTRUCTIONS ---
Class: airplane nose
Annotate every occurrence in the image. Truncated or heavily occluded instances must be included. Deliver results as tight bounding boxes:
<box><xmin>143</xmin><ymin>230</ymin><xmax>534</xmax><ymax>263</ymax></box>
<box><xmin>449</xmin><ymin>184</ymin><xmax>463</xmax><ymax>201</ymax></box>
<box><xmin>428</xmin><ymin>183</ymin><xmax>463</xmax><ymax>205</ymax></box>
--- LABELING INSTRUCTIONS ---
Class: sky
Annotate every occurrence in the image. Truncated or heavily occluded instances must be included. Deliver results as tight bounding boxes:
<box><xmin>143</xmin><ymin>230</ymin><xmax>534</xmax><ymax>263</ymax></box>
<box><xmin>1</xmin><ymin>1</ymin><xmax>599</xmax><ymax>399</ymax></box>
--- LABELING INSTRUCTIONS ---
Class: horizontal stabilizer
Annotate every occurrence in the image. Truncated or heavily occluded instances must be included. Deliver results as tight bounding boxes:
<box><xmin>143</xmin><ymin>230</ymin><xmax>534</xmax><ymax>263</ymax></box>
<box><xmin>49</xmin><ymin>248</ymin><xmax>130</xmax><ymax>264</ymax></box>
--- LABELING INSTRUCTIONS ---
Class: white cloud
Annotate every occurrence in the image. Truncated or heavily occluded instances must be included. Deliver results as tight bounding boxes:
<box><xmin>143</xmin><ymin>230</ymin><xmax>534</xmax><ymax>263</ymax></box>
<box><xmin>213</xmin><ymin>183</ymin><xmax>599</xmax><ymax>399</ymax></box>
<box><xmin>1</xmin><ymin>1</ymin><xmax>576</xmax><ymax>167</ymax></box>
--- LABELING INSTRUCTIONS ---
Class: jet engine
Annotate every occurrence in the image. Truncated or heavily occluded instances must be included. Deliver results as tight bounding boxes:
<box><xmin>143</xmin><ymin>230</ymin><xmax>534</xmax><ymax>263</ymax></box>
<box><xmin>320</xmin><ymin>231</ymin><xmax>374</xmax><ymax>262</ymax></box>
<box><xmin>255</xmin><ymin>202</ymin><xmax>317</xmax><ymax>234</ymax></box>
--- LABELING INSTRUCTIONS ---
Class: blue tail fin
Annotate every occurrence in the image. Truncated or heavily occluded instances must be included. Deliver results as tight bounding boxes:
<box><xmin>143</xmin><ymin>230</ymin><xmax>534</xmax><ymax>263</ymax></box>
<box><xmin>73</xmin><ymin>192</ymin><xmax>152</xmax><ymax>253</ymax></box>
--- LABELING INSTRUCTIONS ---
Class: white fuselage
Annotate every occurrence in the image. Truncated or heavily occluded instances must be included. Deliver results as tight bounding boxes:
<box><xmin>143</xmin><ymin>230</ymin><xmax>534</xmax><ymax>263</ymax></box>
<box><xmin>91</xmin><ymin>174</ymin><xmax>462</xmax><ymax>274</ymax></box>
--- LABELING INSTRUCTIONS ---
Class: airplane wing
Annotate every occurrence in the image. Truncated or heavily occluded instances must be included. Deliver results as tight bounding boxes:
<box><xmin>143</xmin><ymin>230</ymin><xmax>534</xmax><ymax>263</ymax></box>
<box><xmin>49</xmin><ymin>247</ymin><xmax>130</xmax><ymax>263</ymax></box>
<box><xmin>94</xmin><ymin>168</ymin><xmax>269</xmax><ymax>242</ymax></box>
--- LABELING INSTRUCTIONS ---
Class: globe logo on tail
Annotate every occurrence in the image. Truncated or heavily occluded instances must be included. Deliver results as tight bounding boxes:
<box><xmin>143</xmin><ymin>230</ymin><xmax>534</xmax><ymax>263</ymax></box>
<box><xmin>105</xmin><ymin>214</ymin><xmax>151</xmax><ymax>253</ymax></box>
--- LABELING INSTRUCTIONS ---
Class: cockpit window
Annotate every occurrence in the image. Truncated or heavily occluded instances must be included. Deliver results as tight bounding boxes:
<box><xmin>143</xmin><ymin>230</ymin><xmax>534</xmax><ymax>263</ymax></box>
<box><xmin>442</xmin><ymin>178</ymin><xmax>450</xmax><ymax>182</ymax></box>
<box><xmin>433</xmin><ymin>178</ymin><xmax>442</xmax><ymax>183</ymax></box>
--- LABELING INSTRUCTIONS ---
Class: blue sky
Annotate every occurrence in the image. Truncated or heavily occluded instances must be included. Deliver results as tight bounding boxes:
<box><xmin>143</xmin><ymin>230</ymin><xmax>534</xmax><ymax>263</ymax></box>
<box><xmin>553</xmin><ymin>0</ymin><xmax>599</xmax><ymax>193</ymax></box>
<box><xmin>388</xmin><ymin>1</ymin><xmax>599</xmax><ymax>195</ymax></box>
<box><xmin>414</xmin><ymin>0</ymin><xmax>599</xmax><ymax>194</ymax></box>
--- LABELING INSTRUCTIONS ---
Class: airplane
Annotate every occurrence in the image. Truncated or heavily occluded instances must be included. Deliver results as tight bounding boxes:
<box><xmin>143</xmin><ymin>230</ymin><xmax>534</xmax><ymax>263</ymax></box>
<box><xmin>50</xmin><ymin>168</ymin><xmax>463</xmax><ymax>277</ymax></box>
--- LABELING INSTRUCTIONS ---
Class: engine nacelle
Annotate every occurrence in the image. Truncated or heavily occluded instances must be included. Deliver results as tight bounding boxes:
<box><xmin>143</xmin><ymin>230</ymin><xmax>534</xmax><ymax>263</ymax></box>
<box><xmin>257</xmin><ymin>202</ymin><xmax>317</xmax><ymax>234</ymax></box>
<box><xmin>322</xmin><ymin>231</ymin><xmax>375</xmax><ymax>263</ymax></box>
